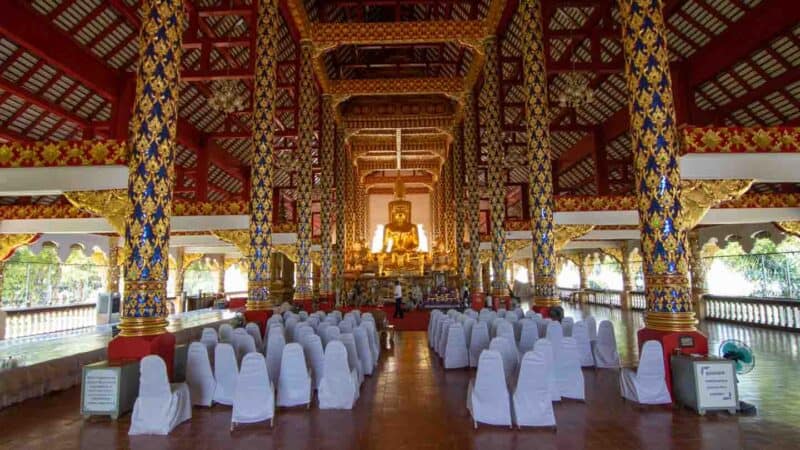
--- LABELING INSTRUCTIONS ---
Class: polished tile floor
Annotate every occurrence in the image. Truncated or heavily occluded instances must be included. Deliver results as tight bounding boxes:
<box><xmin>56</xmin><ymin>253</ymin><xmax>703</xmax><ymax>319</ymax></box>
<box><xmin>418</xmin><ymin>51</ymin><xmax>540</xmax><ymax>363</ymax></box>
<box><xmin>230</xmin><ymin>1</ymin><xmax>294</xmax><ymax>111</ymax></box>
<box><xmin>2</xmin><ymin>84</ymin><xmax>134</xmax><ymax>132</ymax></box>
<box><xmin>1</xmin><ymin>305</ymin><xmax>799</xmax><ymax>449</ymax></box>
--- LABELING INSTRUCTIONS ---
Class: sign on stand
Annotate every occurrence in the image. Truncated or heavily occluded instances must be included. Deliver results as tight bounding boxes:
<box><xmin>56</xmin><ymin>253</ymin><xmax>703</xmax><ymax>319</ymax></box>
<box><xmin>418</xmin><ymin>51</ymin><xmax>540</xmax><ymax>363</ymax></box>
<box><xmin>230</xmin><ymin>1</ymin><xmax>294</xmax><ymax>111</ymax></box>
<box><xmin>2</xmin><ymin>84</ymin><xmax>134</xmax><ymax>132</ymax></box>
<box><xmin>694</xmin><ymin>362</ymin><xmax>738</xmax><ymax>411</ymax></box>
<box><xmin>81</xmin><ymin>360</ymin><xmax>139</xmax><ymax>420</ymax></box>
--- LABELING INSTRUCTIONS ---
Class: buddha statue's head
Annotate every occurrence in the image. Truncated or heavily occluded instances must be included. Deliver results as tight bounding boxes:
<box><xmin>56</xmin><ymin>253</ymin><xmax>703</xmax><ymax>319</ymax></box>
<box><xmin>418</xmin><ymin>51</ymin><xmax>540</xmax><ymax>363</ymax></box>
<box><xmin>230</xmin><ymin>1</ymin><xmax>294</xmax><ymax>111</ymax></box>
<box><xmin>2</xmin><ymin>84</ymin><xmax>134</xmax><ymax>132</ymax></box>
<box><xmin>388</xmin><ymin>201</ymin><xmax>411</xmax><ymax>227</ymax></box>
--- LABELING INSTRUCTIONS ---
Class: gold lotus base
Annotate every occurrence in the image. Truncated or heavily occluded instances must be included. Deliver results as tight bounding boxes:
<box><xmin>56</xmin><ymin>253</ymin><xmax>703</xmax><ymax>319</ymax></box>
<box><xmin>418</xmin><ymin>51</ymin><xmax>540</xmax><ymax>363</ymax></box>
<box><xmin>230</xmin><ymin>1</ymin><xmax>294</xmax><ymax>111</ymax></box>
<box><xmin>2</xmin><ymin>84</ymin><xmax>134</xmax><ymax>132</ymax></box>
<box><xmin>117</xmin><ymin>317</ymin><xmax>169</xmax><ymax>337</ymax></box>
<box><xmin>644</xmin><ymin>311</ymin><xmax>697</xmax><ymax>332</ymax></box>
<box><xmin>246</xmin><ymin>300</ymin><xmax>273</xmax><ymax>311</ymax></box>
<box><xmin>533</xmin><ymin>296</ymin><xmax>561</xmax><ymax>308</ymax></box>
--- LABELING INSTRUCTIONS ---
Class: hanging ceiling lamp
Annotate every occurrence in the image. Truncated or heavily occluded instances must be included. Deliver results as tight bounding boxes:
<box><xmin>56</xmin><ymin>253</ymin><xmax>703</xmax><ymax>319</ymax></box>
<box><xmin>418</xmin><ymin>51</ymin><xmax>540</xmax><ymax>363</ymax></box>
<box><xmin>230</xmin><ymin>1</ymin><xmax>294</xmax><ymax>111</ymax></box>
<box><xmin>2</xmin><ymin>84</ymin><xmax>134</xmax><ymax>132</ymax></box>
<box><xmin>208</xmin><ymin>0</ymin><xmax>247</xmax><ymax>113</ymax></box>
<box><xmin>555</xmin><ymin>10</ymin><xmax>595</xmax><ymax>110</ymax></box>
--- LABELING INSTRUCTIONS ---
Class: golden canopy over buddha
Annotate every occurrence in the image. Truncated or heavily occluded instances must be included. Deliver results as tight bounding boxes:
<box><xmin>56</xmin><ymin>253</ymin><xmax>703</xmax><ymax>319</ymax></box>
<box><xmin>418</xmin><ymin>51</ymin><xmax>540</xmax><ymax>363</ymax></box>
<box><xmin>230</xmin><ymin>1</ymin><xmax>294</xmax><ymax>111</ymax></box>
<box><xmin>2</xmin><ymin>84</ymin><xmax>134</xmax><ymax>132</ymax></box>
<box><xmin>383</xmin><ymin>180</ymin><xmax>419</xmax><ymax>254</ymax></box>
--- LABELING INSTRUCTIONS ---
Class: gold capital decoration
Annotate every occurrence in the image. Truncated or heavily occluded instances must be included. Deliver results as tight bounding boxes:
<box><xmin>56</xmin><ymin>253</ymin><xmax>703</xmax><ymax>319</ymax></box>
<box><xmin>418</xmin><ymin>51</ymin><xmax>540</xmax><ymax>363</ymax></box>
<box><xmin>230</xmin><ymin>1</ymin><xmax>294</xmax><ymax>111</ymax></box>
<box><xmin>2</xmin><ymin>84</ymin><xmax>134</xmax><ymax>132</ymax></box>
<box><xmin>0</xmin><ymin>234</ymin><xmax>39</xmax><ymax>261</ymax></box>
<box><xmin>64</xmin><ymin>189</ymin><xmax>130</xmax><ymax>236</ymax></box>
<box><xmin>553</xmin><ymin>225</ymin><xmax>596</xmax><ymax>252</ymax></box>
<box><xmin>775</xmin><ymin>221</ymin><xmax>800</xmax><ymax>238</ymax></box>
<box><xmin>211</xmin><ymin>230</ymin><xmax>250</xmax><ymax>256</ymax></box>
<box><xmin>679</xmin><ymin>179</ymin><xmax>754</xmax><ymax>230</ymax></box>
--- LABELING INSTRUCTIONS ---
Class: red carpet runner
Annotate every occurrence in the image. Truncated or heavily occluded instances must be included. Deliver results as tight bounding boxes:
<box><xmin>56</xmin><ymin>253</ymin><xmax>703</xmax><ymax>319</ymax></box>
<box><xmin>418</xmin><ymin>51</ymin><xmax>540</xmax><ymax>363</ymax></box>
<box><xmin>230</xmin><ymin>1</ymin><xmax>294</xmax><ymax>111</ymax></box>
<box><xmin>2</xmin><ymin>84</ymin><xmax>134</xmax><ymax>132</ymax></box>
<box><xmin>338</xmin><ymin>305</ymin><xmax>430</xmax><ymax>331</ymax></box>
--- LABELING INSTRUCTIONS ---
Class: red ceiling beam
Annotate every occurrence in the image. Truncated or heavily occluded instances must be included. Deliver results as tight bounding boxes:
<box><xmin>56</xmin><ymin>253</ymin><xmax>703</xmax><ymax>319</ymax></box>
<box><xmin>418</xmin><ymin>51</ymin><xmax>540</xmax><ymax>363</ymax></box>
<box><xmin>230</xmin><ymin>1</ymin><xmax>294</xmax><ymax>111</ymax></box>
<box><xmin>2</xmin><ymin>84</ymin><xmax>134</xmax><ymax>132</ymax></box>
<box><xmin>555</xmin><ymin>108</ymin><xmax>627</xmax><ymax>174</ymax></box>
<box><xmin>0</xmin><ymin>78</ymin><xmax>91</xmax><ymax>128</ymax></box>
<box><xmin>686</xmin><ymin>0</ymin><xmax>800</xmax><ymax>88</ymax></box>
<box><xmin>0</xmin><ymin>1</ymin><xmax>120</xmax><ymax>100</ymax></box>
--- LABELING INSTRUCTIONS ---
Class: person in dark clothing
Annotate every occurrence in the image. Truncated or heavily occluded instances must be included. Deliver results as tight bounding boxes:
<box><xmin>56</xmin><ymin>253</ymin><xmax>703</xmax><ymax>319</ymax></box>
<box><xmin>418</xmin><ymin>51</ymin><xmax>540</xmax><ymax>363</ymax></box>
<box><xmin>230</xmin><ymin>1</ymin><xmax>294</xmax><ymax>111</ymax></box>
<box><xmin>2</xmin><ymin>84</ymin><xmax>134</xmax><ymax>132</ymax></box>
<box><xmin>392</xmin><ymin>280</ymin><xmax>404</xmax><ymax>319</ymax></box>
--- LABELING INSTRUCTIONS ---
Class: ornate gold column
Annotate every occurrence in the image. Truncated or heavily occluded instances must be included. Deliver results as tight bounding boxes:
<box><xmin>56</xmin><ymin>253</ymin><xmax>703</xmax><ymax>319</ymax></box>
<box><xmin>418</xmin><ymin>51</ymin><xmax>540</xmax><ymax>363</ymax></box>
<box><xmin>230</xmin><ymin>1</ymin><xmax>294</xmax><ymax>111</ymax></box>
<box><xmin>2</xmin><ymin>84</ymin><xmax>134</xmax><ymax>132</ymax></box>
<box><xmin>216</xmin><ymin>255</ymin><xmax>225</xmax><ymax>294</ymax></box>
<box><xmin>319</xmin><ymin>96</ymin><xmax>335</xmax><ymax>300</ymax></box>
<box><xmin>522</xmin><ymin>0</ymin><xmax>559</xmax><ymax>309</ymax></box>
<box><xmin>483</xmin><ymin>36</ymin><xmax>508</xmax><ymax>303</ymax></box>
<box><xmin>621</xmin><ymin>245</ymin><xmax>634</xmax><ymax>310</ymax></box>
<box><xmin>579</xmin><ymin>252</ymin><xmax>590</xmax><ymax>293</ymax></box>
<box><xmin>174</xmin><ymin>247</ymin><xmax>185</xmax><ymax>298</ymax></box>
<box><xmin>334</xmin><ymin>130</ymin><xmax>346</xmax><ymax>294</ymax></box>
<box><xmin>248</xmin><ymin>0</ymin><xmax>279</xmax><ymax>311</ymax></box>
<box><xmin>688</xmin><ymin>231</ymin><xmax>709</xmax><ymax>320</ymax></box>
<box><xmin>432</xmin><ymin>183</ymin><xmax>441</xmax><ymax>245</ymax></box>
<box><xmin>356</xmin><ymin>181</ymin><xmax>367</xmax><ymax>245</ymax></box>
<box><xmin>294</xmin><ymin>40</ymin><xmax>316</xmax><ymax>303</ymax></box>
<box><xmin>443</xmin><ymin>148</ymin><xmax>455</xmax><ymax>256</ymax></box>
<box><xmin>463</xmin><ymin>92</ymin><xmax>483</xmax><ymax>297</ymax></box>
<box><xmin>119</xmin><ymin>0</ymin><xmax>182</xmax><ymax>337</ymax></box>
<box><xmin>453</xmin><ymin>126</ymin><xmax>467</xmax><ymax>284</ymax></box>
<box><xmin>622</xmin><ymin>0</ymin><xmax>695</xmax><ymax>332</ymax></box>
<box><xmin>107</xmin><ymin>237</ymin><xmax>121</xmax><ymax>294</ymax></box>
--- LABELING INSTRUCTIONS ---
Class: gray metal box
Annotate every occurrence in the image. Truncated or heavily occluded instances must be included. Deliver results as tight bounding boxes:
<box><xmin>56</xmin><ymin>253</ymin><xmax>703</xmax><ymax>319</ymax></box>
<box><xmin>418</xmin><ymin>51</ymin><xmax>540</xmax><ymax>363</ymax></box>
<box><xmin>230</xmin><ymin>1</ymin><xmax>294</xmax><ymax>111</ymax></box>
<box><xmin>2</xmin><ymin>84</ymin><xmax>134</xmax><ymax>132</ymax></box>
<box><xmin>81</xmin><ymin>360</ymin><xmax>140</xmax><ymax>420</ymax></box>
<box><xmin>670</xmin><ymin>354</ymin><xmax>738</xmax><ymax>415</ymax></box>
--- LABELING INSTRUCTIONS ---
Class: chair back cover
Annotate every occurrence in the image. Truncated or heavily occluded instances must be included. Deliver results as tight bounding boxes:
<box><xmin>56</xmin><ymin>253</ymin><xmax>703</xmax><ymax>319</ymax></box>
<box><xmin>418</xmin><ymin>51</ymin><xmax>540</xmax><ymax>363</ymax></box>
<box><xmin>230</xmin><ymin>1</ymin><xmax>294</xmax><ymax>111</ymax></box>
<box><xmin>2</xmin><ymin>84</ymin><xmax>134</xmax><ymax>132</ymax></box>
<box><xmin>490</xmin><ymin>318</ymin><xmax>504</xmax><ymax>338</ymax></box>
<box><xmin>594</xmin><ymin>320</ymin><xmax>621</xmax><ymax>368</ymax></box>
<box><xmin>339</xmin><ymin>321</ymin><xmax>354</xmax><ymax>334</ymax></box>
<box><xmin>518</xmin><ymin>320</ymin><xmax>539</xmax><ymax>354</ymax></box>
<box><xmin>497</xmin><ymin>308</ymin><xmax>507</xmax><ymax>318</ymax></box>
<box><xmin>338</xmin><ymin>333</ymin><xmax>363</xmax><ymax>384</ymax></box>
<box><xmin>318</xmin><ymin>341</ymin><xmax>356</xmax><ymax>409</ymax></box>
<box><xmin>354</xmin><ymin>326</ymin><xmax>374</xmax><ymax>376</ymax></box>
<box><xmin>462</xmin><ymin>317</ymin><xmax>475</xmax><ymax>349</ymax></box>
<box><xmin>435</xmin><ymin>318</ymin><xmax>452</xmax><ymax>356</ymax></box>
<box><xmin>295</xmin><ymin>325</ymin><xmax>314</xmax><ymax>347</ymax></box>
<box><xmin>428</xmin><ymin>313</ymin><xmax>441</xmax><ymax>347</ymax></box>
<box><xmin>444</xmin><ymin>323</ymin><xmax>469</xmax><ymax>369</ymax></box>
<box><xmin>572</xmin><ymin>321</ymin><xmax>595</xmax><ymax>367</ymax></box>
<box><xmin>277</xmin><ymin>343</ymin><xmax>312</xmax><ymax>407</ymax></box>
<box><xmin>513</xmin><ymin>349</ymin><xmax>556</xmax><ymax>427</ymax></box>
<box><xmin>219</xmin><ymin>324</ymin><xmax>234</xmax><ymax>343</ymax></box>
<box><xmin>585</xmin><ymin>316</ymin><xmax>598</xmax><ymax>341</ymax></box>
<box><xmin>213</xmin><ymin>343</ymin><xmax>238</xmax><ymax>405</ymax></box>
<box><xmin>556</xmin><ymin>337</ymin><xmax>585</xmax><ymax>400</ymax></box>
<box><xmin>562</xmin><ymin>317</ymin><xmax>574</xmax><ymax>337</ymax></box>
<box><xmin>362</xmin><ymin>320</ymin><xmax>380</xmax><ymax>364</ymax></box>
<box><xmin>545</xmin><ymin>321</ymin><xmax>563</xmax><ymax>351</ymax></box>
<box><xmin>535</xmin><ymin>318</ymin><xmax>549</xmax><ymax>338</ymax></box>
<box><xmin>323</xmin><ymin>326</ymin><xmax>341</xmax><ymax>348</ymax></box>
<box><xmin>620</xmin><ymin>340</ymin><xmax>672</xmax><ymax>404</ymax></box>
<box><xmin>468</xmin><ymin>350</ymin><xmax>512</xmax><ymax>427</ymax></box>
<box><xmin>266</xmin><ymin>331</ymin><xmax>286</xmax><ymax>384</ymax></box>
<box><xmin>200</xmin><ymin>328</ymin><xmax>218</xmax><ymax>359</ymax></box>
<box><xmin>232</xmin><ymin>353</ymin><xmax>274</xmax><ymax>425</ymax></box>
<box><xmin>302</xmin><ymin>334</ymin><xmax>326</xmax><ymax>390</ymax></box>
<box><xmin>285</xmin><ymin>317</ymin><xmax>299</xmax><ymax>342</ymax></box>
<box><xmin>129</xmin><ymin>355</ymin><xmax>192</xmax><ymax>435</ymax></box>
<box><xmin>489</xmin><ymin>337</ymin><xmax>518</xmax><ymax>385</ymax></box>
<box><xmin>533</xmin><ymin>339</ymin><xmax>561</xmax><ymax>402</ymax></box>
<box><xmin>469</xmin><ymin>321</ymin><xmax>490</xmax><ymax>367</ymax></box>
<box><xmin>245</xmin><ymin>323</ymin><xmax>264</xmax><ymax>349</ymax></box>
<box><xmin>233</xmin><ymin>333</ymin><xmax>256</xmax><ymax>364</ymax></box>
<box><xmin>186</xmin><ymin>342</ymin><xmax>215</xmax><ymax>407</ymax></box>
<box><xmin>496</xmin><ymin>321</ymin><xmax>515</xmax><ymax>347</ymax></box>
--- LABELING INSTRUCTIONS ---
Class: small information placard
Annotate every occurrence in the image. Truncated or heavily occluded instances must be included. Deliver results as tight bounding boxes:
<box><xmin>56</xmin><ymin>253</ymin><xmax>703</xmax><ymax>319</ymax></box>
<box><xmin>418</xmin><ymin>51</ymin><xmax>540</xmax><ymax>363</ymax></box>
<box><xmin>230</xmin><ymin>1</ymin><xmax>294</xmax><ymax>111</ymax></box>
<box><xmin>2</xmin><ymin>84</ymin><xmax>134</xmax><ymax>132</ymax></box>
<box><xmin>82</xmin><ymin>368</ymin><xmax>119</xmax><ymax>414</ymax></box>
<box><xmin>694</xmin><ymin>362</ymin><xmax>737</xmax><ymax>410</ymax></box>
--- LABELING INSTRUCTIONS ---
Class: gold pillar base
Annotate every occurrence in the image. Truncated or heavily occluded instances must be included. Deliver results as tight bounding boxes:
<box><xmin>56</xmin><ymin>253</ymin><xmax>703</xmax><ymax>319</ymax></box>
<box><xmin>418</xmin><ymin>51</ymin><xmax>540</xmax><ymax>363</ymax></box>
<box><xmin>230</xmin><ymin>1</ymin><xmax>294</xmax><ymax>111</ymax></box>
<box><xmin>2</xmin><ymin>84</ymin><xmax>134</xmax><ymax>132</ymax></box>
<box><xmin>246</xmin><ymin>300</ymin><xmax>273</xmax><ymax>311</ymax></box>
<box><xmin>117</xmin><ymin>316</ymin><xmax>169</xmax><ymax>337</ymax></box>
<box><xmin>533</xmin><ymin>296</ymin><xmax>561</xmax><ymax>308</ymax></box>
<box><xmin>643</xmin><ymin>311</ymin><xmax>697</xmax><ymax>332</ymax></box>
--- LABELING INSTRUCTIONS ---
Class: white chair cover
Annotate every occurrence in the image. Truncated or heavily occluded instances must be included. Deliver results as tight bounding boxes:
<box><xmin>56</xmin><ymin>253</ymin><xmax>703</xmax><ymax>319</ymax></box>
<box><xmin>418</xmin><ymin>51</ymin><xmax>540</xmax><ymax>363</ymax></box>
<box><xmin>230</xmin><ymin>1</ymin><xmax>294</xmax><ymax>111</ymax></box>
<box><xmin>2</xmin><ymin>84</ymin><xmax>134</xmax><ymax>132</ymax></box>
<box><xmin>277</xmin><ymin>343</ymin><xmax>312</xmax><ymax>407</ymax></box>
<box><xmin>295</xmin><ymin>325</ymin><xmax>314</xmax><ymax>346</ymax></box>
<box><xmin>534</xmin><ymin>339</ymin><xmax>561</xmax><ymax>402</ymax></box>
<box><xmin>469</xmin><ymin>321</ymin><xmax>490</xmax><ymax>367</ymax></box>
<box><xmin>266</xmin><ymin>331</ymin><xmax>286</xmax><ymax>384</ymax></box>
<box><xmin>620</xmin><ymin>340</ymin><xmax>672</xmax><ymax>404</ymax></box>
<box><xmin>490</xmin><ymin>318</ymin><xmax>504</xmax><ymax>338</ymax></box>
<box><xmin>233</xmin><ymin>333</ymin><xmax>256</xmax><ymax>364</ymax></box>
<box><xmin>436</xmin><ymin>318</ymin><xmax>453</xmax><ymax>357</ymax></box>
<box><xmin>200</xmin><ymin>328</ymin><xmax>218</xmax><ymax>359</ymax></box>
<box><xmin>231</xmin><ymin>353</ymin><xmax>275</xmax><ymax>427</ymax></box>
<box><xmin>497</xmin><ymin>308</ymin><xmax>507</xmax><ymax>318</ymax></box>
<box><xmin>467</xmin><ymin>350</ymin><xmax>512</xmax><ymax>428</ymax></box>
<box><xmin>339</xmin><ymin>321</ymin><xmax>354</xmax><ymax>334</ymax></box>
<box><xmin>245</xmin><ymin>322</ymin><xmax>264</xmax><ymax>350</ymax></box>
<box><xmin>490</xmin><ymin>337</ymin><xmax>518</xmax><ymax>385</ymax></box>
<box><xmin>545</xmin><ymin>321</ymin><xmax>563</xmax><ymax>352</ymax></box>
<box><xmin>513</xmin><ymin>350</ymin><xmax>556</xmax><ymax>428</ymax></box>
<box><xmin>444</xmin><ymin>323</ymin><xmax>469</xmax><ymax>369</ymax></box>
<box><xmin>354</xmin><ymin>326</ymin><xmax>374</xmax><ymax>376</ymax></box>
<box><xmin>518</xmin><ymin>320</ymin><xmax>538</xmax><ymax>355</ymax></box>
<box><xmin>219</xmin><ymin>324</ymin><xmax>234</xmax><ymax>344</ymax></box>
<box><xmin>317</xmin><ymin>322</ymin><xmax>331</xmax><ymax>340</ymax></box>
<box><xmin>428</xmin><ymin>313</ymin><xmax>442</xmax><ymax>347</ymax></box>
<box><xmin>593</xmin><ymin>320</ymin><xmax>621</xmax><ymax>368</ymax></box>
<box><xmin>323</xmin><ymin>326</ymin><xmax>341</xmax><ymax>349</ymax></box>
<box><xmin>362</xmin><ymin>320</ymin><xmax>380</xmax><ymax>366</ymax></box>
<box><xmin>186</xmin><ymin>342</ymin><xmax>215</xmax><ymax>407</ymax></box>
<box><xmin>585</xmin><ymin>316</ymin><xmax>598</xmax><ymax>342</ymax></box>
<box><xmin>562</xmin><ymin>317</ymin><xmax>574</xmax><ymax>337</ymax></box>
<box><xmin>285</xmin><ymin>317</ymin><xmax>299</xmax><ymax>342</ymax></box>
<box><xmin>462</xmin><ymin>317</ymin><xmax>475</xmax><ymax>349</ymax></box>
<box><xmin>302</xmin><ymin>334</ymin><xmax>326</xmax><ymax>390</ymax></box>
<box><xmin>496</xmin><ymin>321</ymin><xmax>516</xmax><ymax>347</ymax></box>
<box><xmin>572</xmin><ymin>321</ymin><xmax>595</xmax><ymax>367</ymax></box>
<box><xmin>513</xmin><ymin>308</ymin><xmax>524</xmax><ymax>319</ymax></box>
<box><xmin>556</xmin><ymin>337</ymin><xmax>585</xmax><ymax>400</ymax></box>
<box><xmin>318</xmin><ymin>341</ymin><xmax>357</xmax><ymax>410</ymax></box>
<box><xmin>129</xmin><ymin>355</ymin><xmax>192</xmax><ymax>435</ymax></box>
<box><xmin>338</xmin><ymin>333</ymin><xmax>364</xmax><ymax>388</ymax></box>
<box><xmin>213</xmin><ymin>343</ymin><xmax>238</xmax><ymax>405</ymax></box>
<box><xmin>535</xmin><ymin>318</ymin><xmax>549</xmax><ymax>338</ymax></box>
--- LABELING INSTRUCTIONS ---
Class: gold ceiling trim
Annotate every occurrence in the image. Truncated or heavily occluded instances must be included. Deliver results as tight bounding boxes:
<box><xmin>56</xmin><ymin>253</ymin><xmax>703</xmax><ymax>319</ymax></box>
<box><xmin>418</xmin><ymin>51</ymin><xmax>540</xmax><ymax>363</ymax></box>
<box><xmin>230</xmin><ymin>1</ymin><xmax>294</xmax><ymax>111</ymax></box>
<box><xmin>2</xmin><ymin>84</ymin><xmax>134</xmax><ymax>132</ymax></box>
<box><xmin>344</xmin><ymin>115</ymin><xmax>455</xmax><ymax>132</ymax></box>
<box><xmin>329</xmin><ymin>77</ymin><xmax>464</xmax><ymax>97</ymax></box>
<box><xmin>311</xmin><ymin>20</ymin><xmax>485</xmax><ymax>47</ymax></box>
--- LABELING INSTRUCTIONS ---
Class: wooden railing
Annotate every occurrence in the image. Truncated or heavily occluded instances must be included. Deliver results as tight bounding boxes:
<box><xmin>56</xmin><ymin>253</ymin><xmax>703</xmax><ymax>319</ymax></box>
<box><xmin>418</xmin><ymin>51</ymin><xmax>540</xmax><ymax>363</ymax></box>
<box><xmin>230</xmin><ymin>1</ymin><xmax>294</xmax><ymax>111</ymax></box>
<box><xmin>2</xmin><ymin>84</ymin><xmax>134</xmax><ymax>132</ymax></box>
<box><xmin>704</xmin><ymin>295</ymin><xmax>800</xmax><ymax>330</ymax></box>
<box><xmin>3</xmin><ymin>303</ymin><xmax>96</xmax><ymax>339</ymax></box>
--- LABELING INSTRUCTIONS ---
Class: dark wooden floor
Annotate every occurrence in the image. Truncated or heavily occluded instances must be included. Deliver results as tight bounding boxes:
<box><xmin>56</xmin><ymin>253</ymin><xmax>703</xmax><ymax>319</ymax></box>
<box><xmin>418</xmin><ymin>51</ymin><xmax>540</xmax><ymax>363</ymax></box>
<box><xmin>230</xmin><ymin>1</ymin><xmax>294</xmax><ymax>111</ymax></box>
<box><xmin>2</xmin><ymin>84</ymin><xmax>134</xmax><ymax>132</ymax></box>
<box><xmin>1</xmin><ymin>305</ymin><xmax>799</xmax><ymax>449</ymax></box>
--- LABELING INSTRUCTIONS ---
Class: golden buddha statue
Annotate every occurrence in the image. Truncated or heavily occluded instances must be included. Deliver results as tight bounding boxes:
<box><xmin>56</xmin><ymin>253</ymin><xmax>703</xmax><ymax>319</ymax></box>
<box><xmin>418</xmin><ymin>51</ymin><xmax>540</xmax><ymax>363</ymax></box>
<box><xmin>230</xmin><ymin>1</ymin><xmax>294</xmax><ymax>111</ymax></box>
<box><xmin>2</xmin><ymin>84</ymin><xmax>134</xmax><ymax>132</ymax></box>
<box><xmin>378</xmin><ymin>180</ymin><xmax>424</xmax><ymax>276</ymax></box>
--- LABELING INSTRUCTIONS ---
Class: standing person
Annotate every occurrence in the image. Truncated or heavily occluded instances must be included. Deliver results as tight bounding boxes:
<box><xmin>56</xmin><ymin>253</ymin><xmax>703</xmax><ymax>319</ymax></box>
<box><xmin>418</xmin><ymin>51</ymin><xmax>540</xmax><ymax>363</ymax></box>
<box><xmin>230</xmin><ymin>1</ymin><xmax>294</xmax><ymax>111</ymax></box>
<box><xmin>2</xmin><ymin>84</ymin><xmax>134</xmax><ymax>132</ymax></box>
<box><xmin>393</xmin><ymin>280</ymin><xmax>404</xmax><ymax>319</ymax></box>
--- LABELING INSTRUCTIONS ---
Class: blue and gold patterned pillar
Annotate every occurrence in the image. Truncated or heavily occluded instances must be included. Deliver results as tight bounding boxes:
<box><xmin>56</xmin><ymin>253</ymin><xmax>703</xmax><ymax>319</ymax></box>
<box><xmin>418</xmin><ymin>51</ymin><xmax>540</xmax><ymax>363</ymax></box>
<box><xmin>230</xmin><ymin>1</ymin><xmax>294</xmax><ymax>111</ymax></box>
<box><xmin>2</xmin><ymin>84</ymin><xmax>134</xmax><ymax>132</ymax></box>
<box><xmin>247</xmin><ymin>0</ymin><xmax>279</xmax><ymax>311</ymax></box>
<box><xmin>294</xmin><ymin>40</ymin><xmax>316</xmax><ymax>304</ymax></box>
<box><xmin>119</xmin><ymin>0</ymin><xmax>182</xmax><ymax>337</ymax></box>
<box><xmin>453</xmin><ymin>126</ymin><xmax>467</xmax><ymax>284</ymax></box>
<box><xmin>463</xmin><ymin>92</ymin><xmax>483</xmax><ymax>298</ymax></box>
<box><xmin>319</xmin><ymin>95</ymin><xmax>335</xmax><ymax>300</ymax></box>
<box><xmin>334</xmin><ymin>130</ymin><xmax>346</xmax><ymax>296</ymax></box>
<box><xmin>483</xmin><ymin>36</ymin><xmax>509</xmax><ymax>304</ymax></box>
<box><xmin>521</xmin><ymin>0</ymin><xmax>558</xmax><ymax>309</ymax></box>
<box><xmin>621</xmin><ymin>0</ymin><xmax>695</xmax><ymax>332</ymax></box>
